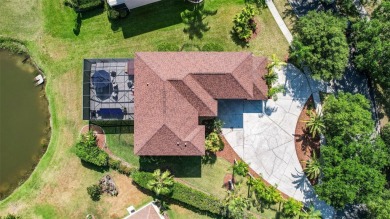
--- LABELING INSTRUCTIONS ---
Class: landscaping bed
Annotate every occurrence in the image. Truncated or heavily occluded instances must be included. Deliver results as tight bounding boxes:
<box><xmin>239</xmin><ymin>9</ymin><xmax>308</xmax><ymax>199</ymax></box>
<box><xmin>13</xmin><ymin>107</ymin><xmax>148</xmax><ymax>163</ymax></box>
<box><xmin>294</xmin><ymin>95</ymin><xmax>320</xmax><ymax>170</ymax></box>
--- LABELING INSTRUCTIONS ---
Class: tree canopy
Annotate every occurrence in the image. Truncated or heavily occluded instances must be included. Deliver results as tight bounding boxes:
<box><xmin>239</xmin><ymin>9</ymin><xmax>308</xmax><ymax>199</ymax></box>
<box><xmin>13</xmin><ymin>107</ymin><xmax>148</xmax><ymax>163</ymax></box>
<box><xmin>290</xmin><ymin>11</ymin><xmax>349</xmax><ymax>81</ymax></box>
<box><xmin>322</xmin><ymin>92</ymin><xmax>374</xmax><ymax>142</ymax></box>
<box><xmin>351</xmin><ymin>1</ymin><xmax>390</xmax><ymax>92</ymax></box>
<box><xmin>316</xmin><ymin>93</ymin><xmax>389</xmax><ymax>209</ymax></box>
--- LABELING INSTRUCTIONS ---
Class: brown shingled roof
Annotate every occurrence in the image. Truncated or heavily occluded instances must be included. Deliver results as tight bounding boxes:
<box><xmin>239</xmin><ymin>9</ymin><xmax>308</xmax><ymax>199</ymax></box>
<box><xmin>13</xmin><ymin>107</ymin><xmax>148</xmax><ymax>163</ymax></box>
<box><xmin>134</xmin><ymin>52</ymin><xmax>268</xmax><ymax>156</ymax></box>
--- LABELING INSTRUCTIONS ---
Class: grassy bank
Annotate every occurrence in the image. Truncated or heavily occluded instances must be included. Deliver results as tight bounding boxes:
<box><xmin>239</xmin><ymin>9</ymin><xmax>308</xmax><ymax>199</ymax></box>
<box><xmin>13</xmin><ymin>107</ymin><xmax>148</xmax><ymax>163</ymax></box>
<box><xmin>0</xmin><ymin>0</ymin><xmax>289</xmax><ymax>217</ymax></box>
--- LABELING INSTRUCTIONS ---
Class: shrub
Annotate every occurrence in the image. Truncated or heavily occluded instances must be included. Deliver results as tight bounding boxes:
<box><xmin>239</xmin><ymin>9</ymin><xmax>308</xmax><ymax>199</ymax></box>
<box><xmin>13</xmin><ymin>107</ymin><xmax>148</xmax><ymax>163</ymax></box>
<box><xmin>87</xmin><ymin>184</ymin><xmax>102</xmax><ymax>201</ymax></box>
<box><xmin>202</xmin><ymin>43</ymin><xmax>224</xmax><ymax>51</ymax></box>
<box><xmin>108</xmin><ymin>158</ymin><xmax>121</xmax><ymax>170</ymax></box>
<box><xmin>118</xmin><ymin>164</ymin><xmax>135</xmax><ymax>176</ymax></box>
<box><xmin>157</xmin><ymin>43</ymin><xmax>180</xmax><ymax>51</ymax></box>
<box><xmin>282</xmin><ymin>198</ymin><xmax>303</xmax><ymax>218</ymax></box>
<box><xmin>205</xmin><ymin>132</ymin><xmax>224</xmax><ymax>153</ymax></box>
<box><xmin>75</xmin><ymin>132</ymin><xmax>108</xmax><ymax>167</ymax></box>
<box><xmin>233</xmin><ymin>5</ymin><xmax>256</xmax><ymax>41</ymax></box>
<box><xmin>132</xmin><ymin>171</ymin><xmax>222</xmax><ymax>215</ymax></box>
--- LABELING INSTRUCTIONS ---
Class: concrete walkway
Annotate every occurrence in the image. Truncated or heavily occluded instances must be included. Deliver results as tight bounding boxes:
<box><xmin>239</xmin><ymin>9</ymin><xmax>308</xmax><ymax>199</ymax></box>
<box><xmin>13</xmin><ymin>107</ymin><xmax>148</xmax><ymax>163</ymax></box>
<box><xmin>220</xmin><ymin>64</ymin><xmax>335</xmax><ymax>218</ymax></box>
<box><xmin>266</xmin><ymin>0</ymin><xmax>293</xmax><ymax>44</ymax></box>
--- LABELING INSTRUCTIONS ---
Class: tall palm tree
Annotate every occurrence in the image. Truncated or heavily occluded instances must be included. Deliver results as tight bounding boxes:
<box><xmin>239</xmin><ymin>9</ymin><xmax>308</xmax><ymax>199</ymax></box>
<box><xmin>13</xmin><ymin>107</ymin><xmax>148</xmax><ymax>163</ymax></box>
<box><xmin>246</xmin><ymin>177</ymin><xmax>256</xmax><ymax>198</ymax></box>
<box><xmin>303</xmin><ymin>111</ymin><xmax>325</xmax><ymax>138</ymax></box>
<box><xmin>303</xmin><ymin>152</ymin><xmax>321</xmax><ymax>181</ymax></box>
<box><xmin>147</xmin><ymin>169</ymin><xmax>174</xmax><ymax>197</ymax></box>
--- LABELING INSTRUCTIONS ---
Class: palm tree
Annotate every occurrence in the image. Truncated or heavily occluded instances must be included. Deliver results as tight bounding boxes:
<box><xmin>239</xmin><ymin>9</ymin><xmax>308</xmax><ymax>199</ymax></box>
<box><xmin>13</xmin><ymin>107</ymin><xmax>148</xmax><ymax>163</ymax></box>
<box><xmin>264</xmin><ymin>70</ymin><xmax>279</xmax><ymax>89</ymax></box>
<box><xmin>147</xmin><ymin>169</ymin><xmax>174</xmax><ymax>197</ymax></box>
<box><xmin>303</xmin><ymin>152</ymin><xmax>321</xmax><ymax>181</ymax></box>
<box><xmin>303</xmin><ymin>111</ymin><xmax>325</xmax><ymax>138</ymax></box>
<box><xmin>267</xmin><ymin>54</ymin><xmax>287</xmax><ymax>71</ymax></box>
<box><xmin>299</xmin><ymin>205</ymin><xmax>322</xmax><ymax>219</ymax></box>
<box><xmin>81</xmin><ymin>131</ymin><xmax>97</xmax><ymax>147</ymax></box>
<box><xmin>232</xmin><ymin>160</ymin><xmax>249</xmax><ymax>183</ymax></box>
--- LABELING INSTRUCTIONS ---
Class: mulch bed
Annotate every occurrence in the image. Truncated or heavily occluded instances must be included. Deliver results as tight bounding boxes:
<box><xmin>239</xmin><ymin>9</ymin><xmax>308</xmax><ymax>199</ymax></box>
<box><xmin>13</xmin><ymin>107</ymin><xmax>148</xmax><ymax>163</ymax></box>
<box><xmin>294</xmin><ymin>95</ymin><xmax>321</xmax><ymax>170</ymax></box>
<box><xmin>217</xmin><ymin>136</ymin><xmax>289</xmax><ymax>199</ymax></box>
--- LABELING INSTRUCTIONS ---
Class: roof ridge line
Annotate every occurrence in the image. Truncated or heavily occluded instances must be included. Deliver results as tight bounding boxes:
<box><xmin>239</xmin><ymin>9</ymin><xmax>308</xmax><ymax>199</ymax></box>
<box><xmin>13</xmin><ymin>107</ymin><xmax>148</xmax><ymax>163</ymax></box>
<box><xmin>231</xmin><ymin>53</ymin><xmax>254</xmax><ymax>98</ymax></box>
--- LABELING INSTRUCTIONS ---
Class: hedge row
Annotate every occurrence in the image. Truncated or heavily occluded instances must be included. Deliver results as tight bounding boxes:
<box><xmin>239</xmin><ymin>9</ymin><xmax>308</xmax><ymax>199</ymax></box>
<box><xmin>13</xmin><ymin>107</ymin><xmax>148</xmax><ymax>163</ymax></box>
<box><xmin>108</xmin><ymin>157</ymin><xmax>136</xmax><ymax>176</ymax></box>
<box><xmin>132</xmin><ymin>171</ymin><xmax>222</xmax><ymax>215</ymax></box>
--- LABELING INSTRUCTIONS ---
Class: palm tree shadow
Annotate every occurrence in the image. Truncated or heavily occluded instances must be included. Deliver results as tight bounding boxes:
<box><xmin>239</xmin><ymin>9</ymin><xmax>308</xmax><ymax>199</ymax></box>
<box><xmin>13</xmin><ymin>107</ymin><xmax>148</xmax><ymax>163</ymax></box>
<box><xmin>181</xmin><ymin>3</ymin><xmax>217</xmax><ymax>39</ymax></box>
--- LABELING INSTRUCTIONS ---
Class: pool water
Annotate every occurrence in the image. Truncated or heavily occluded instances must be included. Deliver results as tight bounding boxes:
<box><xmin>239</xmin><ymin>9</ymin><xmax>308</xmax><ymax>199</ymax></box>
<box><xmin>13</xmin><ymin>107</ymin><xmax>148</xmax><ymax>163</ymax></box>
<box><xmin>0</xmin><ymin>50</ymin><xmax>50</xmax><ymax>200</ymax></box>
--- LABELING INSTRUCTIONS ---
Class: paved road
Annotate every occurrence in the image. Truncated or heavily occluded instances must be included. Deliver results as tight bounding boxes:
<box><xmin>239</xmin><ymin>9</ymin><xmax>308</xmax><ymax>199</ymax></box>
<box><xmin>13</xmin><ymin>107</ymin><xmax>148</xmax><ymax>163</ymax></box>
<box><xmin>220</xmin><ymin>64</ymin><xmax>335</xmax><ymax>218</ymax></box>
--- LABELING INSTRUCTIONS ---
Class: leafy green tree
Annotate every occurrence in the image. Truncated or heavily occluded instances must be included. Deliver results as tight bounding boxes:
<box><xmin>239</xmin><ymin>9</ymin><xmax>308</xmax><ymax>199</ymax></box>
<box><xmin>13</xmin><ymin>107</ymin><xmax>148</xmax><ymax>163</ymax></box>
<box><xmin>87</xmin><ymin>184</ymin><xmax>102</xmax><ymax>201</ymax></box>
<box><xmin>262</xmin><ymin>185</ymin><xmax>283</xmax><ymax>209</ymax></box>
<box><xmin>290</xmin><ymin>11</ymin><xmax>348</xmax><ymax>81</ymax></box>
<box><xmin>303</xmin><ymin>151</ymin><xmax>321</xmax><ymax>181</ymax></box>
<box><xmin>316</xmin><ymin>154</ymin><xmax>386</xmax><ymax>209</ymax></box>
<box><xmin>147</xmin><ymin>169</ymin><xmax>174</xmax><ymax>197</ymax></box>
<box><xmin>282</xmin><ymin>198</ymin><xmax>303</xmax><ymax>218</ymax></box>
<box><xmin>366</xmin><ymin>190</ymin><xmax>390</xmax><ymax>219</ymax></box>
<box><xmin>322</xmin><ymin>93</ymin><xmax>374</xmax><ymax>142</ymax></box>
<box><xmin>351</xmin><ymin>2</ymin><xmax>390</xmax><ymax>92</ymax></box>
<box><xmin>223</xmin><ymin>193</ymin><xmax>251</xmax><ymax>219</ymax></box>
<box><xmin>233</xmin><ymin>160</ymin><xmax>249</xmax><ymax>182</ymax></box>
<box><xmin>246</xmin><ymin>177</ymin><xmax>256</xmax><ymax>198</ymax></box>
<box><xmin>75</xmin><ymin>131</ymin><xmax>108</xmax><ymax>167</ymax></box>
<box><xmin>205</xmin><ymin>132</ymin><xmax>224</xmax><ymax>153</ymax></box>
<box><xmin>303</xmin><ymin>111</ymin><xmax>325</xmax><ymax>138</ymax></box>
<box><xmin>381</xmin><ymin>123</ymin><xmax>390</xmax><ymax>147</ymax></box>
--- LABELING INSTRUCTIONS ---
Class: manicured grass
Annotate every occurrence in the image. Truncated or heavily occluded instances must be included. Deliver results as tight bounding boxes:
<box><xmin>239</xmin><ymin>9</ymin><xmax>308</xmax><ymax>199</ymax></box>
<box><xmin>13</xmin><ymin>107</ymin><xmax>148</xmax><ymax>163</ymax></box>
<box><xmin>0</xmin><ymin>0</ymin><xmax>289</xmax><ymax>217</ymax></box>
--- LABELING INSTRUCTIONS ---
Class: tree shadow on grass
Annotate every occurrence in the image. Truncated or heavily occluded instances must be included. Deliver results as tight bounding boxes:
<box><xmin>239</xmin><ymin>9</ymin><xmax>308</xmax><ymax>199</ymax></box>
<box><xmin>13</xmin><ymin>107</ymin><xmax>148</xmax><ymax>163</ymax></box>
<box><xmin>181</xmin><ymin>2</ymin><xmax>217</xmax><ymax>39</ymax></box>
<box><xmin>139</xmin><ymin>156</ymin><xmax>201</xmax><ymax>178</ymax></box>
<box><xmin>109</xmin><ymin>0</ymin><xmax>192</xmax><ymax>39</ymax></box>
<box><xmin>73</xmin><ymin>7</ymin><xmax>105</xmax><ymax>36</ymax></box>
<box><xmin>230</xmin><ymin>30</ymin><xmax>249</xmax><ymax>48</ymax></box>
<box><xmin>81</xmin><ymin>160</ymin><xmax>109</xmax><ymax>173</ymax></box>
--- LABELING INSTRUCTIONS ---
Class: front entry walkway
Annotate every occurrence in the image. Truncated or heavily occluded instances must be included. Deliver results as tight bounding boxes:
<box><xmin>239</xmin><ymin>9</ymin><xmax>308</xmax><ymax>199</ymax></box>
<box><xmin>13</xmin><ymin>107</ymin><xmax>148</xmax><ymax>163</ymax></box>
<box><xmin>220</xmin><ymin>64</ymin><xmax>335</xmax><ymax>218</ymax></box>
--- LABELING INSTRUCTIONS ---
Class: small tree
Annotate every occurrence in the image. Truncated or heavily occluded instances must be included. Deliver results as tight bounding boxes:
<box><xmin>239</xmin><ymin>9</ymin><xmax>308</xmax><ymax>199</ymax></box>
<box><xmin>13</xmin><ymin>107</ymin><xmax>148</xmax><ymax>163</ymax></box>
<box><xmin>232</xmin><ymin>160</ymin><xmax>249</xmax><ymax>182</ymax></box>
<box><xmin>147</xmin><ymin>169</ymin><xmax>174</xmax><ymax>197</ymax></box>
<box><xmin>205</xmin><ymin>132</ymin><xmax>224</xmax><ymax>153</ymax></box>
<box><xmin>223</xmin><ymin>192</ymin><xmax>250</xmax><ymax>219</ymax></box>
<box><xmin>264</xmin><ymin>71</ymin><xmax>278</xmax><ymax>89</ymax></box>
<box><xmin>303</xmin><ymin>152</ymin><xmax>321</xmax><ymax>181</ymax></box>
<box><xmin>87</xmin><ymin>184</ymin><xmax>102</xmax><ymax>201</ymax></box>
<box><xmin>282</xmin><ymin>198</ymin><xmax>303</xmax><ymax>218</ymax></box>
<box><xmin>303</xmin><ymin>111</ymin><xmax>324</xmax><ymax>138</ymax></box>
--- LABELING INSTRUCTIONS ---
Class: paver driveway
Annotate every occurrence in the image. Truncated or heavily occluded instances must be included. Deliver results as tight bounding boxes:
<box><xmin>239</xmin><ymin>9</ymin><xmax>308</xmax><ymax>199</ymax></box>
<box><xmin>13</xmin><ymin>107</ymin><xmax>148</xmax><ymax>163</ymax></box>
<box><xmin>220</xmin><ymin>64</ymin><xmax>335</xmax><ymax>218</ymax></box>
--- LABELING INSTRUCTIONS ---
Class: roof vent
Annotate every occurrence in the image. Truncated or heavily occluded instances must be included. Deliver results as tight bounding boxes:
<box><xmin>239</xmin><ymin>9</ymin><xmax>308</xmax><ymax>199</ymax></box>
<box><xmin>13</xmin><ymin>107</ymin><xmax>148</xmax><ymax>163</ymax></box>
<box><xmin>184</xmin><ymin>143</ymin><xmax>187</xmax><ymax>147</ymax></box>
<box><xmin>147</xmin><ymin>83</ymin><xmax>149</xmax><ymax>86</ymax></box>
<box><xmin>177</xmin><ymin>142</ymin><xmax>180</xmax><ymax>146</ymax></box>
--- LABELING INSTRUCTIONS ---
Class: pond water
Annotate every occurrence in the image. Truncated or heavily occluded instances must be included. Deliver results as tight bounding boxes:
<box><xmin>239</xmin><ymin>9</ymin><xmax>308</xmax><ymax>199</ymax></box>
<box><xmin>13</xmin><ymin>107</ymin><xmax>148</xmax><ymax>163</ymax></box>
<box><xmin>0</xmin><ymin>50</ymin><xmax>50</xmax><ymax>200</ymax></box>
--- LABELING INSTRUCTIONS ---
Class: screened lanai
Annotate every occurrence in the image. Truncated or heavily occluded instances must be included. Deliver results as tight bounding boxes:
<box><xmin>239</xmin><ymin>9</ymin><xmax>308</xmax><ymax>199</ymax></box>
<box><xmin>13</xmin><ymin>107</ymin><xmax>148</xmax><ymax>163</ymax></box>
<box><xmin>82</xmin><ymin>58</ymin><xmax>134</xmax><ymax>121</ymax></box>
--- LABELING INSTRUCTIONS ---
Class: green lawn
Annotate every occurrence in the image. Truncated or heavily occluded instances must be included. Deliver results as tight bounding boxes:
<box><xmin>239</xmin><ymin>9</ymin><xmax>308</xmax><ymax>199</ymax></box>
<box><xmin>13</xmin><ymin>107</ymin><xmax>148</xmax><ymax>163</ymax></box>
<box><xmin>0</xmin><ymin>0</ymin><xmax>289</xmax><ymax>217</ymax></box>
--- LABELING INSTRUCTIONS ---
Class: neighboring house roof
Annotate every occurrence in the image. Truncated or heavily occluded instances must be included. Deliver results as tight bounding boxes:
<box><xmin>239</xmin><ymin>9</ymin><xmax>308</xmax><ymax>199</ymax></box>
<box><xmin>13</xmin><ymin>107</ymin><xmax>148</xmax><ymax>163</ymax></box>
<box><xmin>134</xmin><ymin>52</ymin><xmax>268</xmax><ymax>156</ymax></box>
<box><xmin>124</xmin><ymin>202</ymin><xmax>164</xmax><ymax>219</ymax></box>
